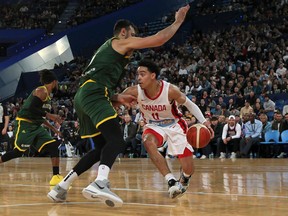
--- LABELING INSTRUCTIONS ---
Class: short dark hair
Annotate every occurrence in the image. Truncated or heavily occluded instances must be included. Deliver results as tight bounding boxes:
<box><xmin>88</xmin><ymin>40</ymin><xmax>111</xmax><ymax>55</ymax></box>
<box><xmin>211</xmin><ymin>116</ymin><xmax>218</xmax><ymax>121</ymax></box>
<box><xmin>113</xmin><ymin>19</ymin><xmax>138</xmax><ymax>36</ymax></box>
<box><xmin>39</xmin><ymin>69</ymin><xmax>57</xmax><ymax>84</ymax></box>
<box><xmin>138</xmin><ymin>59</ymin><xmax>160</xmax><ymax>78</ymax></box>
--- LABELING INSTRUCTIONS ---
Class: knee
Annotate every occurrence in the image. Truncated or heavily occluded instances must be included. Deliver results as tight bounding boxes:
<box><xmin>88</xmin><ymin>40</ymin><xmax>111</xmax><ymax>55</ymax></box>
<box><xmin>44</xmin><ymin>142</ymin><xmax>59</xmax><ymax>157</ymax></box>
<box><xmin>143</xmin><ymin>140</ymin><xmax>157</xmax><ymax>153</ymax></box>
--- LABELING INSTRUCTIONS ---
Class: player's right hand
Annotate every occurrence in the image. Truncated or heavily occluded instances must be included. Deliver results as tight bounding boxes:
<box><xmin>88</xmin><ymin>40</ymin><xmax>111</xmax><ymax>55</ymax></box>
<box><xmin>175</xmin><ymin>4</ymin><xmax>190</xmax><ymax>24</ymax></box>
<box><xmin>203</xmin><ymin>120</ymin><xmax>215</xmax><ymax>139</ymax></box>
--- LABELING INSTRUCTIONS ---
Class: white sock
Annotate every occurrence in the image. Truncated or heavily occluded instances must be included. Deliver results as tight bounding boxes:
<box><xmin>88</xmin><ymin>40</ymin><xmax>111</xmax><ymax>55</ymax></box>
<box><xmin>183</xmin><ymin>172</ymin><xmax>191</xmax><ymax>178</ymax></box>
<box><xmin>59</xmin><ymin>170</ymin><xmax>78</xmax><ymax>190</ymax></box>
<box><xmin>96</xmin><ymin>165</ymin><xmax>110</xmax><ymax>181</ymax></box>
<box><xmin>165</xmin><ymin>173</ymin><xmax>176</xmax><ymax>182</ymax></box>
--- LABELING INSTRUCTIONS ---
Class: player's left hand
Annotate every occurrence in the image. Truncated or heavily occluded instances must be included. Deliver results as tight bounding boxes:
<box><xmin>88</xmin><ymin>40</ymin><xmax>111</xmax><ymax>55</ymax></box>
<box><xmin>115</xmin><ymin>94</ymin><xmax>137</xmax><ymax>109</ymax></box>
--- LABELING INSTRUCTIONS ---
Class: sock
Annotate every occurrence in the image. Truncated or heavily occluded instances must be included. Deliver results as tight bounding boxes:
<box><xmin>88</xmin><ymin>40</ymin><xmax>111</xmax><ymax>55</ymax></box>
<box><xmin>183</xmin><ymin>172</ymin><xmax>191</xmax><ymax>178</ymax></box>
<box><xmin>181</xmin><ymin>172</ymin><xmax>192</xmax><ymax>185</ymax></box>
<box><xmin>59</xmin><ymin>170</ymin><xmax>78</xmax><ymax>190</ymax></box>
<box><xmin>165</xmin><ymin>173</ymin><xmax>176</xmax><ymax>182</ymax></box>
<box><xmin>53</xmin><ymin>166</ymin><xmax>59</xmax><ymax>175</ymax></box>
<box><xmin>95</xmin><ymin>164</ymin><xmax>110</xmax><ymax>181</ymax></box>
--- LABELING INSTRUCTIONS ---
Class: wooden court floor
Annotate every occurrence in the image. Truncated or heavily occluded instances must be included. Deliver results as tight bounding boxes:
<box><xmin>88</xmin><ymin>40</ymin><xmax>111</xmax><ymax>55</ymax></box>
<box><xmin>0</xmin><ymin>157</ymin><xmax>287</xmax><ymax>216</ymax></box>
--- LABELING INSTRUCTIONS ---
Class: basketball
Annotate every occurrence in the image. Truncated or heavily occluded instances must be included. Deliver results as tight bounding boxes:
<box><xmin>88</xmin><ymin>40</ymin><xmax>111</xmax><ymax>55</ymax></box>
<box><xmin>186</xmin><ymin>123</ymin><xmax>211</xmax><ymax>148</ymax></box>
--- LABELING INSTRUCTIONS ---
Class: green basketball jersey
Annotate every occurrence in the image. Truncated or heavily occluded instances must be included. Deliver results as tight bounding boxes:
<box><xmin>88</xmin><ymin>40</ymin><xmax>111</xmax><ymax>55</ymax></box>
<box><xmin>17</xmin><ymin>86</ymin><xmax>51</xmax><ymax>125</ymax></box>
<box><xmin>81</xmin><ymin>37</ymin><xmax>129</xmax><ymax>91</ymax></box>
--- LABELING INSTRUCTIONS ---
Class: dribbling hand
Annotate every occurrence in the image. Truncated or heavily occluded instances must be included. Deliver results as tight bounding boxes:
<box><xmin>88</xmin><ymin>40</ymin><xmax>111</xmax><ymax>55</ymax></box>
<box><xmin>203</xmin><ymin>121</ymin><xmax>215</xmax><ymax>139</ymax></box>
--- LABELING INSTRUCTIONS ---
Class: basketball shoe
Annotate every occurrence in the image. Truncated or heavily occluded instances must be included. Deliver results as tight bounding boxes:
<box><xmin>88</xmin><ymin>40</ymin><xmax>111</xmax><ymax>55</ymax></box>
<box><xmin>168</xmin><ymin>179</ymin><xmax>184</xmax><ymax>199</ymax></box>
<box><xmin>47</xmin><ymin>184</ymin><xmax>67</xmax><ymax>202</ymax></box>
<box><xmin>82</xmin><ymin>179</ymin><xmax>123</xmax><ymax>207</ymax></box>
<box><xmin>49</xmin><ymin>174</ymin><xmax>64</xmax><ymax>186</ymax></box>
<box><xmin>179</xmin><ymin>173</ymin><xmax>191</xmax><ymax>192</ymax></box>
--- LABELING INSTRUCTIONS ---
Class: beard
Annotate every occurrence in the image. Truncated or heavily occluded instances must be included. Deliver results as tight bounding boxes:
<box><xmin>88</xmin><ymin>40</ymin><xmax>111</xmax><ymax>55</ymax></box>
<box><xmin>51</xmin><ymin>85</ymin><xmax>58</xmax><ymax>95</ymax></box>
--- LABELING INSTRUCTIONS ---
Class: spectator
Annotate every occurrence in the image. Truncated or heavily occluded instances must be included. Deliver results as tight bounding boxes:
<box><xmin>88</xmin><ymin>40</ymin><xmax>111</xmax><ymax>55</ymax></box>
<box><xmin>200</xmin><ymin>116</ymin><xmax>223</xmax><ymax>159</ymax></box>
<box><xmin>219</xmin><ymin>115</ymin><xmax>241</xmax><ymax>159</ymax></box>
<box><xmin>121</xmin><ymin>114</ymin><xmax>137</xmax><ymax>157</ymax></box>
<box><xmin>271</xmin><ymin>111</ymin><xmax>286</xmax><ymax>158</ymax></box>
<box><xmin>253</xmin><ymin>102</ymin><xmax>264</xmax><ymax>116</ymax></box>
<box><xmin>132</xmin><ymin>120</ymin><xmax>146</xmax><ymax>157</ymax></box>
<box><xmin>259</xmin><ymin>113</ymin><xmax>272</xmax><ymax>158</ymax></box>
<box><xmin>240</xmin><ymin>113</ymin><xmax>262</xmax><ymax>158</ymax></box>
<box><xmin>240</xmin><ymin>100</ymin><xmax>253</xmax><ymax>118</ymax></box>
<box><xmin>263</xmin><ymin>95</ymin><xmax>275</xmax><ymax>113</ymax></box>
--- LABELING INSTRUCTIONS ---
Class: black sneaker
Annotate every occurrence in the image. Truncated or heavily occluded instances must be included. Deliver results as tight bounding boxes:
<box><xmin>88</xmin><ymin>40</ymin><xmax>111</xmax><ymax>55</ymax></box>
<box><xmin>179</xmin><ymin>173</ymin><xmax>191</xmax><ymax>191</ymax></box>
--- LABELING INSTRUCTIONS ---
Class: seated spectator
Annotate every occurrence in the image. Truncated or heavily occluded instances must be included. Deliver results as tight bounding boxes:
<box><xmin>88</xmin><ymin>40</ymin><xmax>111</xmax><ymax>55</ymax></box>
<box><xmin>121</xmin><ymin>114</ymin><xmax>137</xmax><ymax>157</ymax></box>
<box><xmin>263</xmin><ymin>94</ymin><xmax>275</xmax><ymax>113</ymax></box>
<box><xmin>132</xmin><ymin>120</ymin><xmax>146</xmax><ymax>157</ymax></box>
<box><xmin>240</xmin><ymin>100</ymin><xmax>253</xmax><ymax>118</ymax></box>
<box><xmin>217</xmin><ymin>96</ymin><xmax>226</xmax><ymax>108</ymax></box>
<box><xmin>240</xmin><ymin>113</ymin><xmax>263</xmax><ymax>158</ymax></box>
<box><xmin>199</xmin><ymin>99</ymin><xmax>208</xmax><ymax>115</ymax></box>
<box><xmin>227</xmin><ymin>98</ymin><xmax>235</xmax><ymax>112</ymax></box>
<box><xmin>219</xmin><ymin>115</ymin><xmax>241</xmax><ymax>159</ymax></box>
<box><xmin>220</xmin><ymin>104</ymin><xmax>230</xmax><ymax>117</ymax></box>
<box><xmin>254</xmin><ymin>102</ymin><xmax>264</xmax><ymax>116</ymax></box>
<box><xmin>200</xmin><ymin>116</ymin><xmax>223</xmax><ymax>159</ymax></box>
<box><xmin>246</xmin><ymin>90</ymin><xmax>257</xmax><ymax>106</ymax></box>
<box><xmin>271</xmin><ymin>111</ymin><xmax>286</xmax><ymax>158</ymax></box>
<box><xmin>259</xmin><ymin>113</ymin><xmax>272</xmax><ymax>158</ymax></box>
<box><xmin>230</xmin><ymin>106</ymin><xmax>240</xmax><ymax>116</ymax></box>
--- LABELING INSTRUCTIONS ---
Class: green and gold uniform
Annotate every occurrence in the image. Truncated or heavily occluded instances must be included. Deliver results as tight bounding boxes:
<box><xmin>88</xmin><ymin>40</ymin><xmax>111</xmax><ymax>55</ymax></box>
<box><xmin>74</xmin><ymin>37</ymin><xmax>129</xmax><ymax>138</ymax></box>
<box><xmin>14</xmin><ymin>86</ymin><xmax>56</xmax><ymax>152</ymax></box>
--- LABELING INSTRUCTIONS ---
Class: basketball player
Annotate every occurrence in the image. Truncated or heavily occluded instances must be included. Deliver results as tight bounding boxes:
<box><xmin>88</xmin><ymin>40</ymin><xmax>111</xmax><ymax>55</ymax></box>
<box><xmin>48</xmin><ymin>5</ymin><xmax>190</xmax><ymax>207</ymax></box>
<box><xmin>121</xmin><ymin>59</ymin><xmax>214</xmax><ymax>198</ymax></box>
<box><xmin>0</xmin><ymin>70</ymin><xmax>63</xmax><ymax>186</ymax></box>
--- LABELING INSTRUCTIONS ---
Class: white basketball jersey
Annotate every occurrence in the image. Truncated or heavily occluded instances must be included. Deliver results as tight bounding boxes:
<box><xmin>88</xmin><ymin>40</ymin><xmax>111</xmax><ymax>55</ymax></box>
<box><xmin>137</xmin><ymin>80</ymin><xmax>183</xmax><ymax>127</ymax></box>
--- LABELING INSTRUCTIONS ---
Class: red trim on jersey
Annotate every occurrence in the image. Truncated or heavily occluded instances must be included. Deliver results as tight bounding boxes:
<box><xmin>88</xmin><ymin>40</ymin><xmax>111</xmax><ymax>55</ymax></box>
<box><xmin>170</xmin><ymin>100</ymin><xmax>187</xmax><ymax>134</ymax></box>
<box><xmin>178</xmin><ymin>147</ymin><xmax>193</xmax><ymax>158</ymax></box>
<box><xmin>177</xmin><ymin>118</ymin><xmax>188</xmax><ymax>134</ymax></box>
<box><xmin>144</xmin><ymin>80</ymin><xmax>164</xmax><ymax>100</ymax></box>
<box><xmin>143</xmin><ymin>128</ymin><xmax>164</xmax><ymax>148</ymax></box>
<box><xmin>171</xmin><ymin>100</ymin><xmax>183</xmax><ymax>119</ymax></box>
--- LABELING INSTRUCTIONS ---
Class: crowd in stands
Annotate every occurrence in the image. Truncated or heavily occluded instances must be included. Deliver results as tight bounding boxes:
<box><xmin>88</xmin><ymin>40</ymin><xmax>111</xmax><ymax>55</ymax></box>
<box><xmin>66</xmin><ymin>0</ymin><xmax>143</xmax><ymax>28</ymax></box>
<box><xmin>0</xmin><ymin>0</ymin><xmax>68</xmax><ymax>30</ymax></box>
<box><xmin>0</xmin><ymin>0</ymin><xmax>142</xmax><ymax>32</ymax></box>
<box><xmin>196</xmin><ymin>0</ymin><xmax>288</xmax><ymax>20</ymax></box>
<box><xmin>0</xmin><ymin>0</ymin><xmax>288</xmax><ymax>159</ymax></box>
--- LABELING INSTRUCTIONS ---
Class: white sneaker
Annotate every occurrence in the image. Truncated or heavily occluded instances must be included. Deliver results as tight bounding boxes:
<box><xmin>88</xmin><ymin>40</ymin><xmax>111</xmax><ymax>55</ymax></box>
<box><xmin>82</xmin><ymin>179</ymin><xmax>123</xmax><ymax>207</ymax></box>
<box><xmin>277</xmin><ymin>152</ymin><xmax>286</xmax><ymax>158</ymax></box>
<box><xmin>200</xmin><ymin>155</ymin><xmax>207</xmax><ymax>159</ymax></box>
<box><xmin>193</xmin><ymin>155</ymin><xmax>197</xmax><ymax>159</ymax></box>
<box><xmin>168</xmin><ymin>181</ymin><xmax>185</xmax><ymax>199</ymax></box>
<box><xmin>230</xmin><ymin>152</ymin><xmax>236</xmax><ymax>159</ymax></box>
<box><xmin>47</xmin><ymin>184</ymin><xmax>67</xmax><ymax>202</ymax></box>
<box><xmin>219</xmin><ymin>152</ymin><xmax>226</xmax><ymax>159</ymax></box>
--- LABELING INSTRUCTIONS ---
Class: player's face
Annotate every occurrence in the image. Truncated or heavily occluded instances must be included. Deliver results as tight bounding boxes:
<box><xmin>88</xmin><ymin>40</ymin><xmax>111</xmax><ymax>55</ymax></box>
<box><xmin>137</xmin><ymin>66</ymin><xmax>154</xmax><ymax>89</ymax></box>
<box><xmin>125</xmin><ymin>26</ymin><xmax>136</xmax><ymax>39</ymax></box>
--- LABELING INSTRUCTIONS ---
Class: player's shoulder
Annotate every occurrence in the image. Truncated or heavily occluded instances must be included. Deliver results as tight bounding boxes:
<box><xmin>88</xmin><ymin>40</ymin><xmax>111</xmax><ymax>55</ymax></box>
<box><xmin>34</xmin><ymin>86</ymin><xmax>48</xmax><ymax>99</ymax></box>
<box><xmin>168</xmin><ymin>82</ymin><xmax>181</xmax><ymax>92</ymax></box>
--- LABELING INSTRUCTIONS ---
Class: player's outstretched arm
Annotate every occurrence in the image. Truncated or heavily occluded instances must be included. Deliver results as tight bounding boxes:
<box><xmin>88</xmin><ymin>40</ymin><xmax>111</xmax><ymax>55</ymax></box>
<box><xmin>117</xmin><ymin>5</ymin><xmax>190</xmax><ymax>51</ymax></box>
